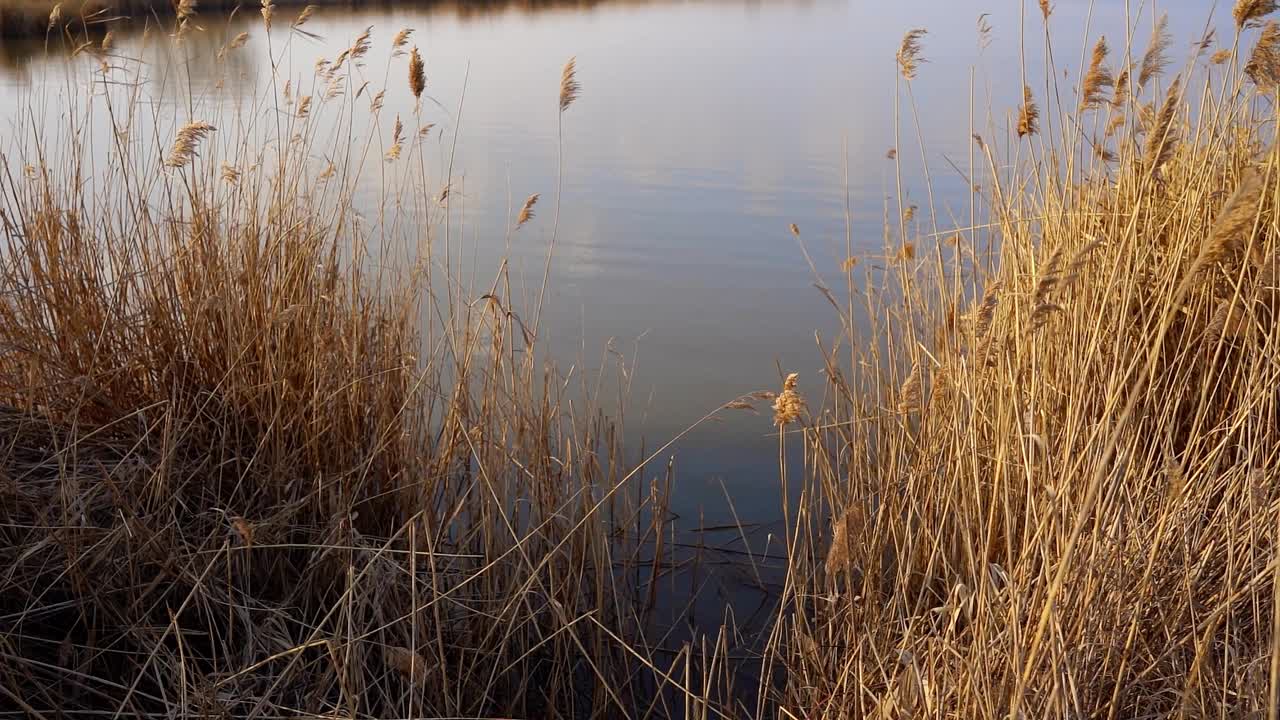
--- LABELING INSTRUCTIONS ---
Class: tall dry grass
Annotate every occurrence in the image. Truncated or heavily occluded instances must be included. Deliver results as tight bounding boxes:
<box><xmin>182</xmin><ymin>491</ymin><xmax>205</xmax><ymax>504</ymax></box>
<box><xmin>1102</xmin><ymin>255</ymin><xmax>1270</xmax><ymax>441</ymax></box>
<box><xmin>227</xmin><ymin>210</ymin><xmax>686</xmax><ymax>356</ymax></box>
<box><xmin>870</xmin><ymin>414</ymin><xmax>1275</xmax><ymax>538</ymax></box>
<box><xmin>0</xmin><ymin>10</ymin><xmax>721</xmax><ymax>719</ymax></box>
<box><xmin>770</xmin><ymin>4</ymin><xmax>1280</xmax><ymax>718</ymax></box>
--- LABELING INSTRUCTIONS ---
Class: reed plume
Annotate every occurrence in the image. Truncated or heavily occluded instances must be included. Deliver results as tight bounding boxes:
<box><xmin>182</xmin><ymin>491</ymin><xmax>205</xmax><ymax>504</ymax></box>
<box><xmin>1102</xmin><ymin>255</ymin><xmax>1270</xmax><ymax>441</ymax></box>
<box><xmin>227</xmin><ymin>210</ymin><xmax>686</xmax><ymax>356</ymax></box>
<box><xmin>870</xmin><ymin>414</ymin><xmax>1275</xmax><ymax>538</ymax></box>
<box><xmin>1201</xmin><ymin>169</ymin><xmax>1263</xmax><ymax>267</ymax></box>
<box><xmin>409</xmin><ymin>47</ymin><xmax>426</xmax><ymax>100</ymax></box>
<box><xmin>772</xmin><ymin>373</ymin><xmax>805</xmax><ymax>426</ymax></box>
<box><xmin>296</xmin><ymin>95</ymin><xmax>312</xmax><ymax>118</ymax></box>
<box><xmin>559</xmin><ymin>57</ymin><xmax>580</xmax><ymax>112</ymax></box>
<box><xmin>1017</xmin><ymin>85</ymin><xmax>1039</xmax><ymax>137</ymax></box>
<box><xmin>824</xmin><ymin>504</ymin><xmax>864</xmax><ymax>576</ymax></box>
<box><xmin>261</xmin><ymin>0</ymin><xmax>275</xmax><ymax>31</ymax></box>
<box><xmin>391</xmin><ymin>27</ymin><xmax>412</xmax><ymax>53</ymax></box>
<box><xmin>1212</xmin><ymin>48</ymin><xmax>1233</xmax><ymax>64</ymax></box>
<box><xmin>516</xmin><ymin>194</ymin><xmax>540</xmax><ymax>228</ymax></box>
<box><xmin>1142</xmin><ymin>75</ymin><xmax>1181</xmax><ymax>175</ymax></box>
<box><xmin>897</xmin><ymin>361</ymin><xmax>922</xmax><ymax>414</ymax></box>
<box><xmin>1138</xmin><ymin>14</ymin><xmax>1171</xmax><ymax>92</ymax></box>
<box><xmin>47</xmin><ymin>2</ymin><xmax>60</xmax><ymax>31</ymax></box>
<box><xmin>1112</xmin><ymin>66</ymin><xmax>1130</xmax><ymax>107</ymax></box>
<box><xmin>229</xmin><ymin>31</ymin><xmax>249</xmax><ymax>49</ymax></box>
<box><xmin>897</xmin><ymin>29</ymin><xmax>927</xmax><ymax>80</ymax></box>
<box><xmin>1235</xmin><ymin>0</ymin><xmax>1277</xmax><ymax>29</ymax></box>
<box><xmin>164</xmin><ymin>122</ymin><xmax>216</xmax><ymax>168</ymax></box>
<box><xmin>386</xmin><ymin>116</ymin><xmax>403</xmax><ymax>161</ymax></box>
<box><xmin>101</xmin><ymin>31</ymin><xmax>114</xmax><ymax>51</ymax></box>
<box><xmin>350</xmin><ymin>26</ymin><xmax>372</xmax><ymax>60</ymax></box>
<box><xmin>292</xmin><ymin>4</ymin><xmax>315</xmax><ymax>28</ymax></box>
<box><xmin>1038</xmin><ymin>0</ymin><xmax>1051</xmax><ymax>20</ymax></box>
<box><xmin>1080</xmin><ymin>36</ymin><xmax>1114</xmax><ymax>111</ymax></box>
<box><xmin>1245</xmin><ymin>21</ymin><xmax>1280</xmax><ymax>87</ymax></box>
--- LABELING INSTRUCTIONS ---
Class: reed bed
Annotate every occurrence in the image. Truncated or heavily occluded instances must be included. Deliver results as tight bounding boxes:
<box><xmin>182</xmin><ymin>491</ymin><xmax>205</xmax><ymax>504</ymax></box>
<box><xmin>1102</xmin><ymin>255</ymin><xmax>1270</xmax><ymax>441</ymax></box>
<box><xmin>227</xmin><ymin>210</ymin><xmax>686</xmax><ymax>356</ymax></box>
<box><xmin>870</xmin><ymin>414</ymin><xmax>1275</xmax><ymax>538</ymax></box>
<box><xmin>6</xmin><ymin>1</ymin><xmax>1280</xmax><ymax>718</ymax></box>
<box><xmin>770</xmin><ymin>3</ymin><xmax>1280</xmax><ymax>717</ymax></box>
<box><xmin>0</xmin><ymin>11</ymin><xmax>713</xmax><ymax>719</ymax></box>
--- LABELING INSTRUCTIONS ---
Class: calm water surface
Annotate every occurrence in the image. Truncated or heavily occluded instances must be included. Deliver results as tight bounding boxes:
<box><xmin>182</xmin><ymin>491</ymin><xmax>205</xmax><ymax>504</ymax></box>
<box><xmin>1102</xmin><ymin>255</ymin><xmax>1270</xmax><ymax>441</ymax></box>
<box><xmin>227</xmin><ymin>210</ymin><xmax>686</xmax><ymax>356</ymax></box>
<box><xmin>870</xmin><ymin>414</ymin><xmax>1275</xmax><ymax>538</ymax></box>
<box><xmin>0</xmin><ymin>0</ymin><xmax>1227</xmax><ymax>530</ymax></box>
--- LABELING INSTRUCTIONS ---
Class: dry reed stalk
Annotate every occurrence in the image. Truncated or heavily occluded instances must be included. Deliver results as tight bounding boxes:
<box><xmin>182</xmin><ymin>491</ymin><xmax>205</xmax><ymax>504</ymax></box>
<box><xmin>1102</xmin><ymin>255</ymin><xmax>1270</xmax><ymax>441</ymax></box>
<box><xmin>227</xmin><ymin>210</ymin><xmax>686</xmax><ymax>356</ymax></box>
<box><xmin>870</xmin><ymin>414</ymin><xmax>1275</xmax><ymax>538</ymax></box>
<box><xmin>1235</xmin><ymin>0</ymin><xmax>1278</xmax><ymax>29</ymax></box>
<box><xmin>559</xmin><ymin>57</ymin><xmax>580</xmax><ymax>112</ymax></box>
<box><xmin>897</xmin><ymin>29</ymin><xmax>927</xmax><ymax>81</ymax></box>
<box><xmin>409</xmin><ymin>47</ymin><xmax>426</xmax><ymax>100</ymax></box>
<box><xmin>1017</xmin><ymin>85</ymin><xmax>1039</xmax><ymax>138</ymax></box>
<box><xmin>164</xmin><ymin>122</ymin><xmax>216</xmax><ymax>168</ymax></box>
<box><xmin>516</xmin><ymin>194</ymin><xmax>540</xmax><ymax>228</ymax></box>
<box><xmin>1080</xmin><ymin>36</ymin><xmax>1114</xmax><ymax>111</ymax></box>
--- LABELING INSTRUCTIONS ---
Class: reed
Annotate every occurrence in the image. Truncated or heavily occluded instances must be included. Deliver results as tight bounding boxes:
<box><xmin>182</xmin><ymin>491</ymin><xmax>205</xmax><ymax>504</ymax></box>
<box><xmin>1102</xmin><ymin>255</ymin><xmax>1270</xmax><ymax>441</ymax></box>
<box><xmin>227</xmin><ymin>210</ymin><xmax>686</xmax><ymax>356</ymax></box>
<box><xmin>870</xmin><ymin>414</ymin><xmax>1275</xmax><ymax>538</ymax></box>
<box><xmin>0</xmin><ymin>19</ymin><xmax>689</xmax><ymax>720</ymax></box>
<box><xmin>768</xmin><ymin>5</ymin><xmax>1280</xmax><ymax>718</ymax></box>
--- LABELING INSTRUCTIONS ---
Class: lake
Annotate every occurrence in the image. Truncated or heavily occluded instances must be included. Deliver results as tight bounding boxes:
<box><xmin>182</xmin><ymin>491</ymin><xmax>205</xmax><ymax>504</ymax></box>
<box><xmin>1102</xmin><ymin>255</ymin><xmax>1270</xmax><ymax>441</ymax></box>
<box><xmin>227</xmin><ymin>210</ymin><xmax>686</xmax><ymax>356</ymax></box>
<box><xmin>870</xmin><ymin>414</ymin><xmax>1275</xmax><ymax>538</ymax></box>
<box><xmin>0</xmin><ymin>0</ymin><xmax>1225</xmax><ymax>531</ymax></box>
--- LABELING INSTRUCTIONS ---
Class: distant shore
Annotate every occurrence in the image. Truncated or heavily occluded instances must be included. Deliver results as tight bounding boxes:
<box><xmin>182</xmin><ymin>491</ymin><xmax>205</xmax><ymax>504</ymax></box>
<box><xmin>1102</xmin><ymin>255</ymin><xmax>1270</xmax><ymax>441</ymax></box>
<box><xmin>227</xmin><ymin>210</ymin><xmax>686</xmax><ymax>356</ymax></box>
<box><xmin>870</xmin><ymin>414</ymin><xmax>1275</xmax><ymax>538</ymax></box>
<box><xmin>0</xmin><ymin>0</ymin><xmax>619</xmax><ymax>36</ymax></box>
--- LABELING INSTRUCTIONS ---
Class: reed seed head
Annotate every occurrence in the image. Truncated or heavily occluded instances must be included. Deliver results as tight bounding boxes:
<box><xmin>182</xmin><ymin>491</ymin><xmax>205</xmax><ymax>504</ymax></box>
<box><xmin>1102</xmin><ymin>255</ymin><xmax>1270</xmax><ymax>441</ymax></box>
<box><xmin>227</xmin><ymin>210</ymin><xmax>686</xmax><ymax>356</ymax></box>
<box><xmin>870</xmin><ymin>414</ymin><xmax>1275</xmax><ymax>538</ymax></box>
<box><xmin>1138</xmin><ymin>14</ymin><xmax>1171</xmax><ymax>92</ymax></box>
<box><xmin>292</xmin><ymin>4</ymin><xmax>315</xmax><ymax>28</ymax></box>
<box><xmin>385</xmin><ymin>116</ymin><xmax>403</xmax><ymax>162</ymax></box>
<box><xmin>392</xmin><ymin>28</ymin><xmax>413</xmax><ymax>54</ymax></box>
<box><xmin>1235</xmin><ymin>0</ymin><xmax>1277</xmax><ymax>30</ymax></box>
<box><xmin>1080</xmin><ymin>36</ymin><xmax>1114</xmax><ymax>111</ymax></box>
<box><xmin>1142</xmin><ymin>75</ymin><xmax>1181</xmax><ymax>176</ymax></box>
<box><xmin>516</xmin><ymin>194</ymin><xmax>539</xmax><ymax>228</ymax></box>
<box><xmin>559</xmin><ymin>56</ymin><xmax>580</xmax><ymax>112</ymax></box>
<box><xmin>165</xmin><ymin>122</ymin><xmax>216</xmax><ymax>168</ymax></box>
<box><xmin>409</xmin><ymin>46</ymin><xmax>426</xmax><ymax>100</ymax></box>
<box><xmin>897</xmin><ymin>29</ymin><xmax>928</xmax><ymax>80</ymax></box>
<box><xmin>1245</xmin><ymin>21</ymin><xmax>1280</xmax><ymax>87</ymax></box>
<box><xmin>1203</xmin><ymin>169</ymin><xmax>1264</xmax><ymax>267</ymax></box>
<box><xmin>772</xmin><ymin>373</ymin><xmax>805</xmax><ymax>426</ymax></box>
<box><xmin>1017</xmin><ymin>85</ymin><xmax>1039</xmax><ymax>138</ymax></box>
<box><xmin>261</xmin><ymin>0</ymin><xmax>275</xmax><ymax>31</ymax></box>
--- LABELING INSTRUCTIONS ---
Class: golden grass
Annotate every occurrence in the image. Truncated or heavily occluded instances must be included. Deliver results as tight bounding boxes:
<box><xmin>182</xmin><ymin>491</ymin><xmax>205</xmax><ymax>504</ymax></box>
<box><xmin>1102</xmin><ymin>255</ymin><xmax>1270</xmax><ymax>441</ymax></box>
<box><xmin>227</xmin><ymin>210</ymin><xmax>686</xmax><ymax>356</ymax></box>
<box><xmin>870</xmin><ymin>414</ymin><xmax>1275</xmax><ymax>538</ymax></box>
<box><xmin>0</xmin><ymin>22</ymin><xmax>689</xmax><ymax>719</ymax></box>
<box><xmin>768</xmin><ymin>6</ymin><xmax>1280</xmax><ymax>718</ymax></box>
